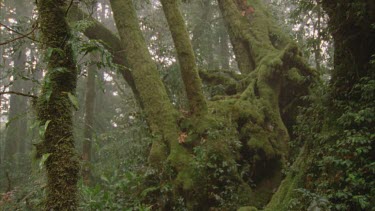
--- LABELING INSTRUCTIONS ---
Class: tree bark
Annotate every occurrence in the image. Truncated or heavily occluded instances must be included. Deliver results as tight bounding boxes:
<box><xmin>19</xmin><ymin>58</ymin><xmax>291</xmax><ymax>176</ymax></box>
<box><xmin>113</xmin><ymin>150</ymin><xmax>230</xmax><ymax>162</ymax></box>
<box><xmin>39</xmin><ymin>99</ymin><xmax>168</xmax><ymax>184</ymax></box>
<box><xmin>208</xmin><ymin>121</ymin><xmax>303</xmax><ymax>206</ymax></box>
<box><xmin>36</xmin><ymin>0</ymin><xmax>79</xmax><ymax>209</ymax></box>
<box><xmin>322</xmin><ymin>0</ymin><xmax>375</xmax><ymax>103</ymax></box>
<box><xmin>82</xmin><ymin>53</ymin><xmax>97</xmax><ymax>185</ymax></box>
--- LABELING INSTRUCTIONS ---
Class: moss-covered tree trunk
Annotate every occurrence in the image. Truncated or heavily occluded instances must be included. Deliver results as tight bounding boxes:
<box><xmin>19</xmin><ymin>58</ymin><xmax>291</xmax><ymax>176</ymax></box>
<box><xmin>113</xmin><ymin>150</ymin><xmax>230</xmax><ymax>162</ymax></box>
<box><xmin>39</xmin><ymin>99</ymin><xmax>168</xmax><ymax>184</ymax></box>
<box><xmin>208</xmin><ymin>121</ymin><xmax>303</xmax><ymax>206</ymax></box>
<box><xmin>109</xmin><ymin>0</ymin><xmax>194</xmax><ymax>187</ymax></box>
<box><xmin>36</xmin><ymin>0</ymin><xmax>79</xmax><ymax>209</ymax></box>
<box><xmin>160</xmin><ymin>0</ymin><xmax>207</xmax><ymax>116</ymax></box>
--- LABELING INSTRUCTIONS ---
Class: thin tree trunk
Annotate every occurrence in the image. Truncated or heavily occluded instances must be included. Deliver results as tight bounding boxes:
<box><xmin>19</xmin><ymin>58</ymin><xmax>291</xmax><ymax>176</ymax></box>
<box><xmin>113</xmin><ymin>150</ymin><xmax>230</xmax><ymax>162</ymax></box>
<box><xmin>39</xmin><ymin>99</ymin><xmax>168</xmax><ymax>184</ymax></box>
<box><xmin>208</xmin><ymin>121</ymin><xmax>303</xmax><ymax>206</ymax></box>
<box><xmin>4</xmin><ymin>49</ymin><xmax>26</xmax><ymax>164</ymax></box>
<box><xmin>82</xmin><ymin>53</ymin><xmax>97</xmax><ymax>185</ymax></box>
<box><xmin>313</xmin><ymin>4</ymin><xmax>322</xmax><ymax>72</ymax></box>
<box><xmin>219</xmin><ymin>29</ymin><xmax>230</xmax><ymax>69</ymax></box>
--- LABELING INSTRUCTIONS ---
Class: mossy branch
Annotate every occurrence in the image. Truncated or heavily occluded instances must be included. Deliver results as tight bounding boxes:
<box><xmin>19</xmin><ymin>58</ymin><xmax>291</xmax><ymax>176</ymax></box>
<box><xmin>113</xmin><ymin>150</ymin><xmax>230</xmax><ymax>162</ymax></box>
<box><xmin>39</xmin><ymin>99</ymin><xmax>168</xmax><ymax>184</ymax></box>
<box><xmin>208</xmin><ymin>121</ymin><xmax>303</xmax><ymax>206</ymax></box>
<box><xmin>160</xmin><ymin>0</ymin><xmax>207</xmax><ymax>115</ymax></box>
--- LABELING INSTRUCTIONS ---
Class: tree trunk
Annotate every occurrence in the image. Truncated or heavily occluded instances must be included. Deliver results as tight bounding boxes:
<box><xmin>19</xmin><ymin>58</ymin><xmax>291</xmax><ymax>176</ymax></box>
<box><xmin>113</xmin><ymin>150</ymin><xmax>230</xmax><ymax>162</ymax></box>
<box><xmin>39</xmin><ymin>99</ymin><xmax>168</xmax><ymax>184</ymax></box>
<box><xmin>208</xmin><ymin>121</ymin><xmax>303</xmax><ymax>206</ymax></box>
<box><xmin>109</xmin><ymin>0</ymin><xmax>193</xmax><ymax>176</ymax></box>
<box><xmin>322</xmin><ymin>0</ymin><xmax>375</xmax><ymax>103</ymax></box>
<box><xmin>160</xmin><ymin>0</ymin><xmax>207</xmax><ymax>116</ymax></box>
<box><xmin>82</xmin><ymin>53</ymin><xmax>97</xmax><ymax>185</ymax></box>
<box><xmin>3</xmin><ymin>49</ymin><xmax>26</xmax><ymax>164</ymax></box>
<box><xmin>191</xmin><ymin>0</ymin><xmax>215</xmax><ymax>68</ymax></box>
<box><xmin>219</xmin><ymin>29</ymin><xmax>230</xmax><ymax>70</ymax></box>
<box><xmin>35</xmin><ymin>0</ymin><xmax>79</xmax><ymax>209</ymax></box>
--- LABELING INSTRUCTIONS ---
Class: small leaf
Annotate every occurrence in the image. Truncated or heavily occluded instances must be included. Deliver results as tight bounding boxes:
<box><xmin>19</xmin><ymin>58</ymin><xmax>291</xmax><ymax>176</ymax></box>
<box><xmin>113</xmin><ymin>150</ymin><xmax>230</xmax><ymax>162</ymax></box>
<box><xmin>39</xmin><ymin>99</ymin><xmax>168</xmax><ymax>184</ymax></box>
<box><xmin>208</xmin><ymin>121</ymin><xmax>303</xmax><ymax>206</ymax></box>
<box><xmin>45</xmin><ymin>48</ymin><xmax>54</xmax><ymax>61</ymax></box>
<box><xmin>39</xmin><ymin>153</ymin><xmax>51</xmax><ymax>170</ymax></box>
<box><xmin>39</xmin><ymin>120</ymin><xmax>51</xmax><ymax>137</ymax></box>
<box><xmin>67</xmin><ymin>92</ymin><xmax>79</xmax><ymax>110</ymax></box>
<box><xmin>178</xmin><ymin>132</ymin><xmax>188</xmax><ymax>144</ymax></box>
<box><xmin>100</xmin><ymin>175</ymin><xmax>109</xmax><ymax>183</ymax></box>
<box><xmin>141</xmin><ymin>186</ymin><xmax>159</xmax><ymax>197</ymax></box>
<box><xmin>44</xmin><ymin>120</ymin><xmax>51</xmax><ymax>131</ymax></box>
<box><xmin>54</xmin><ymin>67</ymin><xmax>68</xmax><ymax>73</ymax></box>
<box><xmin>45</xmin><ymin>89</ymin><xmax>52</xmax><ymax>102</ymax></box>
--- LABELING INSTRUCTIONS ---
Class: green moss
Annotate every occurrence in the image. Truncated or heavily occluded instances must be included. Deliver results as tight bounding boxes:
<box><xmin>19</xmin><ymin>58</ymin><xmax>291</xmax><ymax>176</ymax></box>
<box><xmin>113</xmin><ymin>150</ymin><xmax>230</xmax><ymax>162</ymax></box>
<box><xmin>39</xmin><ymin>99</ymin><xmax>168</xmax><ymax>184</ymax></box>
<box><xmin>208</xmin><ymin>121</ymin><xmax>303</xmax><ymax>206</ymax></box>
<box><xmin>287</xmin><ymin>67</ymin><xmax>304</xmax><ymax>84</ymax></box>
<box><xmin>238</xmin><ymin>206</ymin><xmax>258</xmax><ymax>211</ymax></box>
<box><xmin>265</xmin><ymin>148</ymin><xmax>308</xmax><ymax>211</ymax></box>
<box><xmin>248</xmin><ymin>135</ymin><xmax>277</xmax><ymax>159</ymax></box>
<box><xmin>174</xmin><ymin>168</ymin><xmax>195</xmax><ymax>191</ymax></box>
<box><xmin>148</xmin><ymin>140</ymin><xmax>168</xmax><ymax>167</ymax></box>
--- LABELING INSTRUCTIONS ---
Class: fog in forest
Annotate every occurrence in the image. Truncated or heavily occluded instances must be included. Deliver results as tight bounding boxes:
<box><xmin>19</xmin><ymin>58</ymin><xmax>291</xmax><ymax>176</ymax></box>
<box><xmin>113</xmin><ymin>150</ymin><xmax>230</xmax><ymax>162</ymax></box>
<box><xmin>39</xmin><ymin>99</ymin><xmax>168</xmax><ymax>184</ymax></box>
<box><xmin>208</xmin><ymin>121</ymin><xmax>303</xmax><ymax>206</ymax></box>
<box><xmin>0</xmin><ymin>0</ymin><xmax>373</xmax><ymax>210</ymax></box>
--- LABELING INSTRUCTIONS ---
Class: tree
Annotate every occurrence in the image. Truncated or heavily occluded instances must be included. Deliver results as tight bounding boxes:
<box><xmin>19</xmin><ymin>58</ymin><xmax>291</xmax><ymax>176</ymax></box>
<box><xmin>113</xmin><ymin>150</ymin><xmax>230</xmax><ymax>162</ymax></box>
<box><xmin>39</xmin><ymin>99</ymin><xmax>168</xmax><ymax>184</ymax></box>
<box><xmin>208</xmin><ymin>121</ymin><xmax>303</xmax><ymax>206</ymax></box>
<box><xmin>35</xmin><ymin>0</ymin><xmax>79</xmax><ymax>209</ymax></box>
<box><xmin>82</xmin><ymin>53</ymin><xmax>97</xmax><ymax>185</ymax></box>
<box><xmin>160</xmin><ymin>0</ymin><xmax>207</xmax><ymax>116</ymax></box>
<box><xmin>267</xmin><ymin>0</ymin><xmax>375</xmax><ymax>210</ymax></box>
<box><xmin>104</xmin><ymin>0</ymin><xmax>315</xmax><ymax>209</ymax></box>
<box><xmin>3</xmin><ymin>49</ymin><xmax>27</xmax><ymax>164</ymax></box>
<box><xmin>58</xmin><ymin>0</ymin><xmax>373</xmax><ymax>209</ymax></box>
<box><xmin>64</xmin><ymin>0</ymin><xmax>315</xmax><ymax>208</ymax></box>
<box><xmin>2</xmin><ymin>0</ymin><xmax>31</xmax><ymax>165</ymax></box>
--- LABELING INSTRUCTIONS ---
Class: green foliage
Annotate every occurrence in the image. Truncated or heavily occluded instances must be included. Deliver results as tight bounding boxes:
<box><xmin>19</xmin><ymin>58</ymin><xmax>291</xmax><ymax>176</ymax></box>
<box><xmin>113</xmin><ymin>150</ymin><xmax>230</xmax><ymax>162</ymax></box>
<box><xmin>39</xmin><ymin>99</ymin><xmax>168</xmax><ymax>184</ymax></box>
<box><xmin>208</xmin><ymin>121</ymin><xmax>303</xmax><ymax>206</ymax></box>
<box><xmin>69</xmin><ymin>20</ymin><xmax>118</xmax><ymax>74</ymax></box>
<box><xmin>192</xmin><ymin>145</ymin><xmax>243</xmax><ymax>209</ymax></box>
<box><xmin>41</xmin><ymin>120</ymin><xmax>51</xmax><ymax>135</ymax></box>
<box><xmin>67</xmin><ymin>92</ymin><xmax>79</xmax><ymax>110</ymax></box>
<box><xmin>291</xmin><ymin>77</ymin><xmax>375</xmax><ymax>210</ymax></box>
<box><xmin>39</xmin><ymin>153</ymin><xmax>51</xmax><ymax>170</ymax></box>
<box><xmin>78</xmin><ymin>106</ymin><xmax>154</xmax><ymax>209</ymax></box>
<box><xmin>0</xmin><ymin>153</ymin><xmax>45</xmax><ymax>210</ymax></box>
<box><xmin>79</xmin><ymin>172</ymin><xmax>151</xmax><ymax>210</ymax></box>
<box><xmin>287</xmin><ymin>188</ymin><xmax>329</xmax><ymax>210</ymax></box>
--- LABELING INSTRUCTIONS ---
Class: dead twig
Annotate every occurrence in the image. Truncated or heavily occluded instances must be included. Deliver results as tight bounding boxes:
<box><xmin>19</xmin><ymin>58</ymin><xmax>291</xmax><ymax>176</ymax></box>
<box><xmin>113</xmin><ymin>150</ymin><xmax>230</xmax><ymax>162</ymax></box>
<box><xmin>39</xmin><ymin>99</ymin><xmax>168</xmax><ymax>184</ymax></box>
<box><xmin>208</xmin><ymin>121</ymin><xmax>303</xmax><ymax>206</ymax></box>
<box><xmin>0</xmin><ymin>22</ymin><xmax>39</xmax><ymax>45</ymax></box>
<box><xmin>0</xmin><ymin>91</ymin><xmax>38</xmax><ymax>99</ymax></box>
